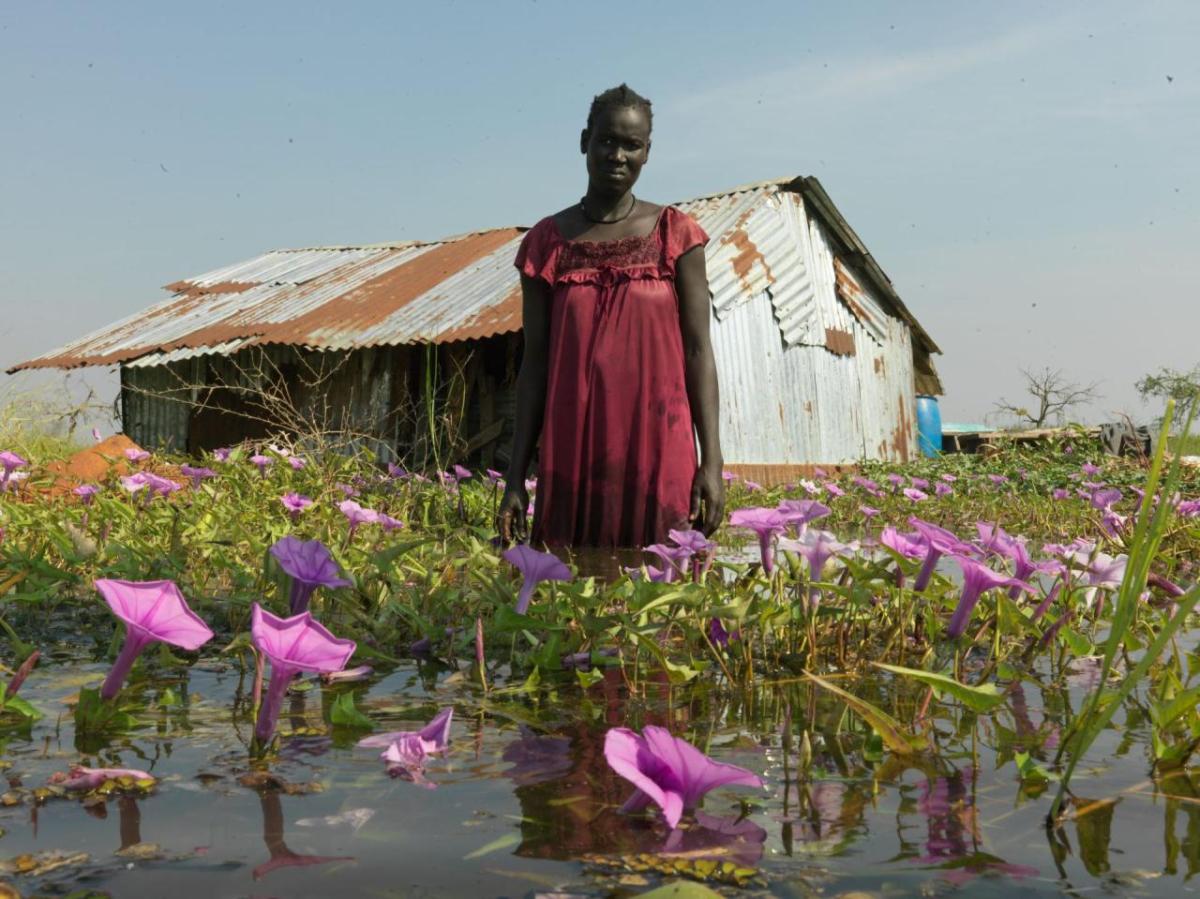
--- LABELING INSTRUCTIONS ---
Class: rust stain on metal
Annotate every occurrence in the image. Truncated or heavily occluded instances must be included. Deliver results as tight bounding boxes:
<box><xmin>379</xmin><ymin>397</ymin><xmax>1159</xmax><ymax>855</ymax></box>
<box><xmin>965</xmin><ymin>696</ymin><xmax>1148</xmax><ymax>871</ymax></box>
<box><xmin>163</xmin><ymin>280</ymin><xmax>259</xmax><ymax>298</ymax></box>
<box><xmin>824</xmin><ymin>327</ymin><xmax>855</xmax><ymax>356</ymax></box>
<box><xmin>438</xmin><ymin>283</ymin><xmax>523</xmax><ymax>343</ymax></box>
<box><xmin>873</xmin><ymin>357</ymin><xmax>884</xmax><ymax>375</ymax></box>
<box><xmin>805</xmin><ymin>401</ymin><xmax>813</xmax><ymax>414</ymax></box>
<box><xmin>778</xmin><ymin>401</ymin><xmax>786</xmax><ymax>425</ymax></box>
<box><xmin>276</xmin><ymin>228</ymin><xmax>521</xmax><ymax>338</ymax></box>
<box><xmin>725</xmin><ymin>462</ymin><xmax>858</xmax><ymax>487</ymax></box>
<box><xmin>719</xmin><ymin>208</ymin><xmax>774</xmax><ymax>293</ymax></box>
<box><xmin>891</xmin><ymin>393</ymin><xmax>912</xmax><ymax>462</ymax></box>
<box><xmin>833</xmin><ymin>259</ymin><xmax>873</xmax><ymax>326</ymax></box>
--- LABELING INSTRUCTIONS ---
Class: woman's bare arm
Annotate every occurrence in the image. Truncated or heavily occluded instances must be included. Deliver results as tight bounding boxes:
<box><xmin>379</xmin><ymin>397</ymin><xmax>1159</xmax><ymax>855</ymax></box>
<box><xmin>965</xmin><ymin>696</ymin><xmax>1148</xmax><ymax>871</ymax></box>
<box><xmin>676</xmin><ymin>244</ymin><xmax>725</xmax><ymax>534</ymax></box>
<box><xmin>496</xmin><ymin>274</ymin><xmax>551</xmax><ymax>542</ymax></box>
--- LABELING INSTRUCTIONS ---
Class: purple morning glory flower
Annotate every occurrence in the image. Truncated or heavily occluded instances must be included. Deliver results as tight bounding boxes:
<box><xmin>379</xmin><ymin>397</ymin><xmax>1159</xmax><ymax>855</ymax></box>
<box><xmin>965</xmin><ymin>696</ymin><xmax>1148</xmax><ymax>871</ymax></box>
<box><xmin>709</xmin><ymin>617</ymin><xmax>738</xmax><ymax>648</ymax></box>
<box><xmin>743</xmin><ymin>479</ymin><xmax>763</xmax><ymax>492</ymax></box>
<box><xmin>903</xmin><ymin>487</ymin><xmax>928</xmax><ymax>502</ymax></box>
<box><xmin>779</xmin><ymin>530</ymin><xmax>857</xmax><ymax>610</ymax></box>
<box><xmin>1052</xmin><ymin>487</ymin><xmax>1071</xmax><ymax>500</ymax></box>
<box><xmin>1090</xmin><ymin>487</ymin><xmax>1122</xmax><ymax>511</ymax></box>
<box><xmin>123</xmin><ymin>448</ymin><xmax>150</xmax><ymax>463</ymax></box>
<box><xmin>485</xmin><ymin>468</ymin><xmax>504</xmax><ymax>485</ymax></box>
<box><xmin>212</xmin><ymin>447</ymin><xmax>231</xmax><ymax>463</ymax></box>
<box><xmin>377</xmin><ymin>512</ymin><xmax>404</xmax><ymax>532</ymax></box>
<box><xmin>880</xmin><ymin>526</ymin><xmax>925</xmax><ymax>560</ymax></box>
<box><xmin>288</xmin><ymin>455</ymin><xmax>307</xmax><ymax>471</ymax></box>
<box><xmin>339</xmin><ymin>500</ymin><xmax>379</xmax><ymax>534</ymax></box>
<box><xmin>386</xmin><ymin>463</ymin><xmax>408</xmax><ymax>480</ymax></box>
<box><xmin>249</xmin><ymin>454</ymin><xmax>273</xmax><ymax>477</ymax></box>
<box><xmin>269</xmin><ymin>536</ymin><xmax>352</xmax><ymax>615</ymax></box>
<box><xmin>853</xmin><ymin>475</ymin><xmax>882</xmax><ymax>497</ymax></box>
<box><xmin>643</xmin><ymin>542</ymin><xmax>692</xmax><ymax>583</ymax></box>
<box><xmin>52</xmin><ymin>765</ymin><xmax>155</xmax><ymax>792</ymax></box>
<box><xmin>910</xmin><ymin>477</ymin><xmax>930</xmax><ymax>490</ymax></box>
<box><xmin>934</xmin><ymin>482</ymin><xmax>953</xmax><ymax>496</ymax></box>
<box><xmin>250</xmin><ymin>603</ymin><xmax>355</xmax><ymax>745</ymax></box>
<box><xmin>777</xmin><ymin>499</ymin><xmax>831</xmax><ymax>537</ymax></box>
<box><xmin>120</xmin><ymin>472</ymin><xmax>150</xmax><ymax>495</ymax></box>
<box><xmin>1081</xmin><ymin>461</ymin><xmax>1101</xmax><ymax>476</ymax></box>
<box><xmin>1178</xmin><ymin>500</ymin><xmax>1200</xmax><ymax>519</ymax></box>
<box><xmin>0</xmin><ymin>451</ymin><xmax>27</xmax><ymax>488</ymax></box>
<box><xmin>502</xmin><ymin>544</ymin><xmax>572</xmax><ymax>614</ymax></box>
<box><xmin>987</xmin><ymin>474</ymin><xmax>1009</xmax><ymax>486</ymax></box>
<box><xmin>945</xmin><ymin>556</ymin><xmax>1033</xmax><ymax>639</ymax></box>
<box><xmin>604</xmin><ymin>726</ymin><xmax>763</xmax><ymax>829</ymax></box>
<box><xmin>975</xmin><ymin>522</ymin><xmax>1019</xmax><ymax>559</ymax></box>
<box><xmin>909</xmin><ymin>517</ymin><xmax>970</xmax><ymax>592</ymax></box>
<box><xmin>886</xmin><ymin>473</ymin><xmax>906</xmax><ymax>489</ymax></box>
<box><xmin>721</xmin><ymin>470</ymin><xmax>737</xmax><ymax>483</ymax></box>
<box><xmin>452</xmin><ymin>464</ymin><xmax>472</xmax><ymax>481</ymax></box>
<box><xmin>357</xmin><ymin>707</ymin><xmax>453</xmax><ymax>751</ymax></box>
<box><xmin>825</xmin><ymin>482</ymin><xmax>846</xmax><ymax>498</ymax></box>
<box><xmin>940</xmin><ymin>473</ymin><xmax>957</xmax><ymax>483</ymax></box>
<box><xmin>280</xmin><ymin>492</ymin><xmax>313</xmax><ymax>521</ymax></box>
<box><xmin>95</xmin><ymin>579</ymin><xmax>214</xmax><ymax>700</ymax></box>
<box><xmin>859</xmin><ymin>504</ymin><xmax>880</xmax><ymax>518</ymax></box>
<box><xmin>179</xmin><ymin>464</ymin><xmax>216</xmax><ymax>489</ymax></box>
<box><xmin>73</xmin><ymin>484</ymin><xmax>99</xmax><ymax>505</ymax></box>
<box><xmin>730</xmin><ymin>507</ymin><xmax>789</xmax><ymax>575</ymax></box>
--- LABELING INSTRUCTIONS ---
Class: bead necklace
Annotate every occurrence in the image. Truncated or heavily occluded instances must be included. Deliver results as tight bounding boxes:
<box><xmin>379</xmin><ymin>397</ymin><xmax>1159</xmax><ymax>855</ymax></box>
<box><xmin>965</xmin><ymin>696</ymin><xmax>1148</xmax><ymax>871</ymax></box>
<box><xmin>580</xmin><ymin>193</ymin><xmax>636</xmax><ymax>225</ymax></box>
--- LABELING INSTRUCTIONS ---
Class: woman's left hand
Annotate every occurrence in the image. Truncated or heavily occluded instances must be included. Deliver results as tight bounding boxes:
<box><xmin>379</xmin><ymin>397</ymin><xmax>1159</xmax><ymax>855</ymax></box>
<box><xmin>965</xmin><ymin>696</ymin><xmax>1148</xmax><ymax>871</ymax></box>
<box><xmin>689</xmin><ymin>464</ymin><xmax>726</xmax><ymax>536</ymax></box>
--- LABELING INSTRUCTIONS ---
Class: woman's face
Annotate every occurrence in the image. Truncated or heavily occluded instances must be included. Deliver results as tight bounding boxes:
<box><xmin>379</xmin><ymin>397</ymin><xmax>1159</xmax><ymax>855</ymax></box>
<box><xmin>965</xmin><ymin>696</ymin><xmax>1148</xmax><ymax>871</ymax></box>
<box><xmin>581</xmin><ymin>105</ymin><xmax>651</xmax><ymax>195</ymax></box>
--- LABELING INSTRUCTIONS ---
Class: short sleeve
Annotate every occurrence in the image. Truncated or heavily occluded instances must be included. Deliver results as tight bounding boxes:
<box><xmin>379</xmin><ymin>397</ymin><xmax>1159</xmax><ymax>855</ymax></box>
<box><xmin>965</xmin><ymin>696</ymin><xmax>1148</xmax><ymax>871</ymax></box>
<box><xmin>662</xmin><ymin>207</ymin><xmax>709</xmax><ymax>276</ymax></box>
<box><xmin>514</xmin><ymin>219</ymin><xmax>556</xmax><ymax>285</ymax></box>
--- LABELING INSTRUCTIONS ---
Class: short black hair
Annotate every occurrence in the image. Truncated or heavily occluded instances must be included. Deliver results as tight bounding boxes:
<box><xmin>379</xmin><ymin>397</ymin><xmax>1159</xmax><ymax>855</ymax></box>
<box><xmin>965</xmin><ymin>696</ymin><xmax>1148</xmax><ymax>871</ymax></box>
<box><xmin>586</xmin><ymin>84</ymin><xmax>653</xmax><ymax>134</ymax></box>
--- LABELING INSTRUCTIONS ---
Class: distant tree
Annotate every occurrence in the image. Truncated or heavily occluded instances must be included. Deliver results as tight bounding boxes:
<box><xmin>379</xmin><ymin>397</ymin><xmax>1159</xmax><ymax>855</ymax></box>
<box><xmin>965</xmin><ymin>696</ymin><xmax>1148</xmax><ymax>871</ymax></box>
<box><xmin>993</xmin><ymin>367</ymin><xmax>1101</xmax><ymax>429</ymax></box>
<box><xmin>1136</xmin><ymin>364</ymin><xmax>1200</xmax><ymax>430</ymax></box>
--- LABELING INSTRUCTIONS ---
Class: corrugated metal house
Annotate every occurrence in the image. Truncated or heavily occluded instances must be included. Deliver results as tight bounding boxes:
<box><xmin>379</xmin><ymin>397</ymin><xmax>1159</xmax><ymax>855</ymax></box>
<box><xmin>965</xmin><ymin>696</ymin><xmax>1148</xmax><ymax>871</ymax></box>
<box><xmin>10</xmin><ymin>176</ymin><xmax>942</xmax><ymax>480</ymax></box>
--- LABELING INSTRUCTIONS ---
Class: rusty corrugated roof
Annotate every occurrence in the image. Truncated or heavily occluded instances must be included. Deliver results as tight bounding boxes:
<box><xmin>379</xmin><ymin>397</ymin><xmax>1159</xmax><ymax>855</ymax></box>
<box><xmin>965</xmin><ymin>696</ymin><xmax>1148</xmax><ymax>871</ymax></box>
<box><xmin>9</xmin><ymin>176</ymin><xmax>938</xmax><ymax>372</ymax></box>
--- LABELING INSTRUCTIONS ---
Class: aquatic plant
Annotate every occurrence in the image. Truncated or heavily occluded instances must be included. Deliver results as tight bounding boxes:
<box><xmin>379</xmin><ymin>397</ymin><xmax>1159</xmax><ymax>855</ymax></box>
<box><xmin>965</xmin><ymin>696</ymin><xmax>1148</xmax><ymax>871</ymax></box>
<box><xmin>502</xmin><ymin>544</ymin><xmax>571</xmax><ymax>615</ymax></box>
<box><xmin>729</xmin><ymin>507</ymin><xmax>789</xmax><ymax>574</ymax></box>
<box><xmin>269</xmin><ymin>536</ymin><xmax>351</xmax><ymax>615</ymax></box>
<box><xmin>250</xmin><ymin>603</ymin><xmax>356</xmax><ymax>746</ymax></box>
<box><xmin>604</xmin><ymin>725</ymin><xmax>763</xmax><ymax>829</ymax></box>
<box><xmin>95</xmin><ymin>579</ymin><xmax>214</xmax><ymax>701</ymax></box>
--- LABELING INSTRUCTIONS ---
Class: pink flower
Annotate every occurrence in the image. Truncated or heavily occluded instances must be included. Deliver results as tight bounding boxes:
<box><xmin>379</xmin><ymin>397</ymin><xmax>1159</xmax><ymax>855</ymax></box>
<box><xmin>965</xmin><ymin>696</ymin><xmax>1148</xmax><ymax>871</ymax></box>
<box><xmin>730</xmin><ymin>507</ymin><xmax>789</xmax><ymax>575</ymax></box>
<box><xmin>339</xmin><ymin>500</ymin><xmax>379</xmax><ymax>533</ymax></box>
<box><xmin>249</xmin><ymin>454</ymin><xmax>273</xmax><ymax>477</ymax></box>
<box><xmin>452</xmin><ymin>464</ymin><xmax>472</xmax><ymax>481</ymax></box>
<box><xmin>776</xmin><ymin>499</ymin><xmax>831</xmax><ymax>537</ymax></box>
<box><xmin>280</xmin><ymin>492</ymin><xmax>313</xmax><ymax>521</ymax></box>
<box><xmin>945</xmin><ymin>556</ymin><xmax>1033</xmax><ymax>639</ymax></box>
<box><xmin>357</xmin><ymin>707</ymin><xmax>453</xmax><ymax>751</ymax></box>
<box><xmin>123</xmin><ymin>448</ymin><xmax>150</xmax><ymax>463</ymax></box>
<box><xmin>73</xmin><ymin>484</ymin><xmax>100</xmax><ymax>505</ymax></box>
<box><xmin>179</xmin><ymin>465</ymin><xmax>216</xmax><ymax>489</ymax></box>
<box><xmin>605</xmin><ymin>726</ymin><xmax>763</xmax><ymax>829</ymax></box>
<box><xmin>903</xmin><ymin>487</ymin><xmax>928</xmax><ymax>502</ymax></box>
<box><xmin>502</xmin><ymin>544</ymin><xmax>571</xmax><ymax>614</ymax></box>
<box><xmin>95</xmin><ymin>579</ymin><xmax>214</xmax><ymax>700</ymax></box>
<box><xmin>288</xmin><ymin>456</ymin><xmax>307</xmax><ymax>471</ymax></box>
<box><xmin>250</xmin><ymin>604</ymin><xmax>355</xmax><ymax>744</ymax></box>
<box><xmin>270</xmin><ymin>536</ymin><xmax>351</xmax><ymax>614</ymax></box>
<box><xmin>51</xmin><ymin>765</ymin><xmax>155</xmax><ymax>792</ymax></box>
<box><xmin>1052</xmin><ymin>488</ymin><xmax>1071</xmax><ymax>500</ymax></box>
<box><xmin>934</xmin><ymin>482</ymin><xmax>953</xmax><ymax>496</ymax></box>
<box><xmin>212</xmin><ymin>447</ymin><xmax>231</xmax><ymax>463</ymax></box>
<box><xmin>378</xmin><ymin>513</ymin><xmax>404</xmax><ymax>532</ymax></box>
<box><xmin>859</xmin><ymin>504</ymin><xmax>880</xmax><ymax>519</ymax></box>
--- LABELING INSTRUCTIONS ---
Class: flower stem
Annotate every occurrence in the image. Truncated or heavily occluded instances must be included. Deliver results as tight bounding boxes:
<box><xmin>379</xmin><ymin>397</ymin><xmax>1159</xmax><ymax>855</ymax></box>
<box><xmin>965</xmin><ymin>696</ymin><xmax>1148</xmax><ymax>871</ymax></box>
<box><xmin>254</xmin><ymin>665</ymin><xmax>293</xmax><ymax>745</ymax></box>
<box><xmin>100</xmin><ymin>632</ymin><xmax>149</xmax><ymax>701</ymax></box>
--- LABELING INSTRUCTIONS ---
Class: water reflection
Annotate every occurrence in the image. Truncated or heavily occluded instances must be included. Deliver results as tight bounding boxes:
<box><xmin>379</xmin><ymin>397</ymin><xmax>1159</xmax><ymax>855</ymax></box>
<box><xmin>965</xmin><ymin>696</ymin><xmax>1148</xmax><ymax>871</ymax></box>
<box><xmin>252</xmin><ymin>789</ymin><xmax>354</xmax><ymax>880</ymax></box>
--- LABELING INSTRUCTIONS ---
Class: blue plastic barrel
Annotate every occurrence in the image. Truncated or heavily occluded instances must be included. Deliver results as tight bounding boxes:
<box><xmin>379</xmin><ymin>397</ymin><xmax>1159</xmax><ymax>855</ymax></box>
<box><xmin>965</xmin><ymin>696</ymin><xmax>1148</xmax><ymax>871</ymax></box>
<box><xmin>916</xmin><ymin>395</ymin><xmax>942</xmax><ymax>458</ymax></box>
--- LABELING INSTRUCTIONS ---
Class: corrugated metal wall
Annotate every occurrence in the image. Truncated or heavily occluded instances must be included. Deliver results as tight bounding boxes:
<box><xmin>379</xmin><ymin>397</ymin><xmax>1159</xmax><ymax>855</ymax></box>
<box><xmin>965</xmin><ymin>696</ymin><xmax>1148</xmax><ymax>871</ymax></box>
<box><xmin>710</xmin><ymin>192</ymin><xmax>916</xmax><ymax>467</ymax></box>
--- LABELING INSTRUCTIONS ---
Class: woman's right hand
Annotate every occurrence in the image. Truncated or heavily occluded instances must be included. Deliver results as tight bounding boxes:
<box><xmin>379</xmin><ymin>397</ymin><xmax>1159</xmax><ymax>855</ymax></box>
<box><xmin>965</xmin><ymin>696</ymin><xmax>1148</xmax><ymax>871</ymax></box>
<box><xmin>495</xmin><ymin>483</ymin><xmax>530</xmax><ymax>545</ymax></box>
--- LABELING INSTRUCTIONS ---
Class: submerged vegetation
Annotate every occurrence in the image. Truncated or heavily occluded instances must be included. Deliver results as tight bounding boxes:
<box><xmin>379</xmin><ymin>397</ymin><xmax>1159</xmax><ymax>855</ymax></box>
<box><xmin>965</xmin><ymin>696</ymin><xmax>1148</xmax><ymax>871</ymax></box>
<box><xmin>2</xmin><ymin>418</ymin><xmax>1200</xmax><ymax>895</ymax></box>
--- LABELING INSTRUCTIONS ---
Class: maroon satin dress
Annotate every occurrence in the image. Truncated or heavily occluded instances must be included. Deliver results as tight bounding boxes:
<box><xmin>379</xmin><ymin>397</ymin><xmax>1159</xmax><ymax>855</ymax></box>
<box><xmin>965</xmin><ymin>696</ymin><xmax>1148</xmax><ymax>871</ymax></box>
<box><xmin>515</xmin><ymin>206</ymin><xmax>709</xmax><ymax>548</ymax></box>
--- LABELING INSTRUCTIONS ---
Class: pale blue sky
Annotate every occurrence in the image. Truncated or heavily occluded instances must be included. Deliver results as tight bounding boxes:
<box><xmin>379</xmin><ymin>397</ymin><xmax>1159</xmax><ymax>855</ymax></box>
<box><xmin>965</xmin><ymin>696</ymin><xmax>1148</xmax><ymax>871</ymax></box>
<box><xmin>1</xmin><ymin>1</ymin><xmax>1196</xmax><ymax>426</ymax></box>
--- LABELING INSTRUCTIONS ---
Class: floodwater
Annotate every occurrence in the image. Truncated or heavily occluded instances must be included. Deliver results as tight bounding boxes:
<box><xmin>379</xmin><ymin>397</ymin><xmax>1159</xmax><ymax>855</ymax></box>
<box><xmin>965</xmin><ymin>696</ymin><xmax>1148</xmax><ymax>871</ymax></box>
<box><xmin>1</xmin><ymin>641</ymin><xmax>1196</xmax><ymax>898</ymax></box>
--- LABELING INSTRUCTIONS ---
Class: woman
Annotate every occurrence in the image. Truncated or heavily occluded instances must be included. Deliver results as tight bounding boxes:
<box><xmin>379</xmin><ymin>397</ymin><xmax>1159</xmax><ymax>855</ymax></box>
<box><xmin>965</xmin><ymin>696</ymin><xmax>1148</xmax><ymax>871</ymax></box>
<box><xmin>496</xmin><ymin>84</ymin><xmax>724</xmax><ymax>549</ymax></box>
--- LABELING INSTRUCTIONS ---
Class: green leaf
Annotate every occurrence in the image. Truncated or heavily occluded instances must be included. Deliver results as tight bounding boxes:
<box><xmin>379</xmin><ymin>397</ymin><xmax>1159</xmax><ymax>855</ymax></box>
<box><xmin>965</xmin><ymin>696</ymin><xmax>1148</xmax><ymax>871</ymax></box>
<box><xmin>158</xmin><ymin>687</ymin><xmax>181</xmax><ymax>708</ymax></box>
<box><xmin>0</xmin><ymin>695</ymin><xmax>42</xmax><ymax>722</ymax></box>
<box><xmin>872</xmin><ymin>663</ymin><xmax>1005</xmax><ymax>713</ymax></box>
<box><xmin>1151</xmin><ymin>684</ymin><xmax>1200</xmax><ymax>729</ymax></box>
<box><xmin>635</xmin><ymin>881</ymin><xmax>726</xmax><ymax>899</ymax></box>
<box><xmin>804</xmin><ymin>670</ymin><xmax>924</xmax><ymax>754</ymax></box>
<box><xmin>575</xmin><ymin>667</ymin><xmax>605</xmax><ymax>689</ymax></box>
<box><xmin>462</xmin><ymin>831</ymin><xmax>521</xmax><ymax>860</ymax></box>
<box><xmin>329</xmin><ymin>692</ymin><xmax>372</xmax><ymax>729</ymax></box>
<box><xmin>1014</xmin><ymin>750</ymin><xmax>1059</xmax><ymax>783</ymax></box>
